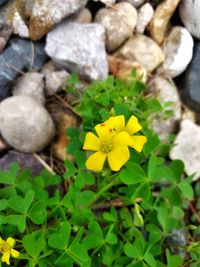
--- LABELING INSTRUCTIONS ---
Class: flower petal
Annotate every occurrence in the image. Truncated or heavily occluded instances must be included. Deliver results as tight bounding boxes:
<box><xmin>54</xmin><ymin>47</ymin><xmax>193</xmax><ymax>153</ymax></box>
<box><xmin>0</xmin><ymin>237</ymin><xmax>4</xmax><ymax>245</ymax></box>
<box><xmin>130</xmin><ymin>135</ymin><xmax>147</xmax><ymax>152</ymax></box>
<box><xmin>108</xmin><ymin>115</ymin><xmax>125</xmax><ymax>132</ymax></box>
<box><xmin>107</xmin><ymin>147</ymin><xmax>130</xmax><ymax>171</ymax></box>
<box><xmin>83</xmin><ymin>132</ymin><xmax>101</xmax><ymax>151</ymax></box>
<box><xmin>11</xmin><ymin>249</ymin><xmax>19</xmax><ymax>258</ymax></box>
<box><xmin>2</xmin><ymin>251</ymin><xmax>10</xmax><ymax>265</ymax></box>
<box><xmin>7</xmin><ymin>237</ymin><xmax>15</xmax><ymax>247</ymax></box>
<box><xmin>112</xmin><ymin>131</ymin><xmax>133</xmax><ymax>147</ymax></box>
<box><xmin>95</xmin><ymin>121</ymin><xmax>115</xmax><ymax>140</ymax></box>
<box><xmin>86</xmin><ymin>151</ymin><xmax>107</xmax><ymax>172</ymax></box>
<box><xmin>125</xmin><ymin>115</ymin><xmax>142</xmax><ymax>135</ymax></box>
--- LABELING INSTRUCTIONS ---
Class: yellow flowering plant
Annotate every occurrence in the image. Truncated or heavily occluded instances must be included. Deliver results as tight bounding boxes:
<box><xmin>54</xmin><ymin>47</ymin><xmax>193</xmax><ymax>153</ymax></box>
<box><xmin>0</xmin><ymin>237</ymin><xmax>19</xmax><ymax>265</ymax></box>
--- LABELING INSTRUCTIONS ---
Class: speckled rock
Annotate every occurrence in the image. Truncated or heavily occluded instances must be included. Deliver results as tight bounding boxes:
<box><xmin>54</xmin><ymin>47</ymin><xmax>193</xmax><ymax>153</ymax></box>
<box><xmin>179</xmin><ymin>0</ymin><xmax>200</xmax><ymax>40</ymax></box>
<box><xmin>0</xmin><ymin>96</ymin><xmax>55</xmax><ymax>153</ymax></box>
<box><xmin>29</xmin><ymin>0</ymin><xmax>88</xmax><ymax>40</ymax></box>
<box><xmin>0</xmin><ymin>37</ymin><xmax>47</xmax><ymax>101</ymax></box>
<box><xmin>45</xmin><ymin>70</ymin><xmax>70</xmax><ymax>96</ymax></box>
<box><xmin>0</xmin><ymin>5</ymin><xmax>13</xmax><ymax>52</ymax></box>
<box><xmin>149</xmin><ymin>0</ymin><xmax>181</xmax><ymax>44</ymax></box>
<box><xmin>12</xmin><ymin>72</ymin><xmax>45</xmax><ymax>105</ymax></box>
<box><xmin>162</xmin><ymin>26</ymin><xmax>194</xmax><ymax>78</ymax></box>
<box><xmin>95</xmin><ymin>2</ymin><xmax>137</xmax><ymax>51</ymax></box>
<box><xmin>119</xmin><ymin>0</ymin><xmax>145</xmax><ymax>8</ymax></box>
<box><xmin>45</xmin><ymin>21</ymin><xmax>108</xmax><ymax>81</ymax></box>
<box><xmin>12</xmin><ymin>10</ymin><xmax>29</xmax><ymax>38</ymax></box>
<box><xmin>170</xmin><ymin>119</ymin><xmax>200</xmax><ymax>181</ymax></box>
<box><xmin>149</xmin><ymin>75</ymin><xmax>181</xmax><ymax>140</ymax></box>
<box><xmin>115</xmin><ymin>34</ymin><xmax>165</xmax><ymax>72</ymax></box>
<box><xmin>136</xmin><ymin>3</ymin><xmax>154</xmax><ymax>34</ymax></box>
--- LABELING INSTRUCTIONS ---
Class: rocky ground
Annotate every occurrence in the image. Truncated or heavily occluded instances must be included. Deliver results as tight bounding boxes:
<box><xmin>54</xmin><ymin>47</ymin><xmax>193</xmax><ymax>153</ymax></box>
<box><xmin>0</xmin><ymin>0</ymin><xmax>200</xmax><ymax>183</ymax></box>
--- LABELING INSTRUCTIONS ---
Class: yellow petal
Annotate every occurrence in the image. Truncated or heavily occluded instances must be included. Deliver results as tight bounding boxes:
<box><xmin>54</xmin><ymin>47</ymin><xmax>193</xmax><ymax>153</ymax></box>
<box><xmin>11</xmin><ymin>249</ymin><xmax>19</xmax><ymax>258</ymax></box>
<box><xmin>108</xmin><ymin>115</ymin><xmax>125</xmax><ymax>132</ymax></box>
<box><xmin>125</xmin><ymin>115</ymin><xmax>142</xmax><ymax>135</ymax></box>
<box><xmin>130</xmin><ymin>135</ymin><xmax>147</xmax><ymax>152</ymax></box>
<box><xmin>107</xmin><ymin>147</ymin><xmax>130</xmax><ymax>171</ymax></box>
<box><xmin>86</xmin><ymin>151</ymin><xmax>107</xmax><ymax>172</ymax></box>
<box><xmin>2</xmin><ymin>251</ymin><xmax>10</xmax><ymax>265</ymax></box>
<box><xmin>95</xmin><ymin>121</ymin><xmax>114</xmax><ymax>140</ymax></box>
<box><xmin>112</xmin><ymin>131</ymin><xmax>133</xmax><ymax>147</ymax></box>
<box><xmin>6</xmin><ymin>237</ymin><xmax>15</xmax><ymax>247</ymax></box>
<box><xmin>83</xmin><ymin>132</ymin><xmax>101</xmax><ymax>151</ymax></box>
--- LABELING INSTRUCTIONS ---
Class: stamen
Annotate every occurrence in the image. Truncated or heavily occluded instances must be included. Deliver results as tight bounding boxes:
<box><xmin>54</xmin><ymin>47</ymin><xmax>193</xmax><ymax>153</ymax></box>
<box><xmin>101</xmin><ymin>140</ymin><xmax>113</xmax><ymax>153</ymax></box>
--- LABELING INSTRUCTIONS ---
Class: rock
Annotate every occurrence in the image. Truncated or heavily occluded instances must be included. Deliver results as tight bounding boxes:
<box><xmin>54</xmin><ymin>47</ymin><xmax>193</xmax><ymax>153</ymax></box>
<box><xmin>114</xmin><ymin>34</ymin><xmax>165</xmax><ymax>73</ymax></box>
<box><xmin>95</xmin><ymin>2</ymin><xmax>137</xmax><ymax>51</ymax></box>
<box><xmin>148</xmin><ymin>0</ymin><xmax>181</xmax><ymax>44</ymax></box>
<box><xmin>108</xmin><ymin>55</ymin><xmax>147</xmax><ymax>82</ymax></box>
<box><xmin>0</xmin><ymin>37</ymin><xmax>47</xmax><ymax>101</ymax></box>
<box><xmin>166</xmin><ymin>229</ymin><xmax>187</xmax><ymax>258</ymax></box>
<box><xmin>95</xmin><ymin>0</ymin><xmax>116</xmax><ymax>5</ymax></box>
<box><xmin>136</xmin><ymin>3</ymin><xmax>154</xmax><ymax>34</ymax></box>
<box><xmin>71</xmin><ymin>8</ymin><xmax>92</xmax><ymax>24</ymax></box>
<box><xmin>179</xmin><ymin>0</ymin><xmax>200</xmax><ymax>40</ymax></box>
<box><xmin>0</xmin><ymin>150</ymin><xmax>43</xmax><ymax>176</ymax></box>
<box><xmin>45</xmin><ymin>70</ymin><xmax>70</xmax><ymax>96</ymax></box>
<box><xmin>149</xmin><ymin>75</ymin><xmax>181</xmax><ymax>140</ymax></box>
<box><xmin>162</xmin><ymin>26</ymin><xmax>193</xmax><ymax>78</ymax></box>
<box><xmin>46</xmin><ymin>22</ymin><xmax>108</xmax><ymax>81</ymax></box>
<box><xmin>182</xmin><ymin>42</ymin><xmax>200</xmax><ymax>113</ymax></box>
<box><xmin>47</xmin><ymin>99</ymin><xmax>80</xmax><ymax>161</ymax></box>
<box><xmin>0</xmin><ymin>5</ymin><xmax>13</xmax><ymax>52</ymax></box>
<box><xmin>12</xmin><ymin>10</ymin><xmax>29</xmax><ymax>38</ymax></box>
<box><xmin>29</xmin><ymin>0</ymin><xmax>88</xmax><ymax>40</ymax></box>
<box><xmin>0</xmin><ymin>0</ymin><xmax>8</xmax><ymax>5</ymax></box>
<box><xmin>118</xmin><ymin>0</ymin><xmax>145</xmax><ymax>8</ymax></box>
<box><xmin>0</xmin><ymin>96</ymin><xmax>55</xmax><ymax>153</ymax></box>
<box><xmin>12</xmin><ymin>72</ymin><xmax>45</xmax><ymax>105</ymax></box>
<box><xmin>170</xmin><ymin>119</ymin><xmax>200</xmax><ymax>181</ymax></box>
<box><xmin>0</xmin><ymin>137</ymin><xmax>9</xmax><ymax>152</ymax></box>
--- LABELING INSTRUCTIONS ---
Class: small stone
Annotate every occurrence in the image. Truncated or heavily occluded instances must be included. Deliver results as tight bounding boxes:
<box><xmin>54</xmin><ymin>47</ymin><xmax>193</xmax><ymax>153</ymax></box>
<box><xmin>95</xmin><ymin>2</ymin><xmax>137</xmax><ymax>51</ymax></box>
<box><xmin>0</xmin><ymin>5</ymin><xmax>13</xmax><ymax>52</ymax></box>
<box><xmin>182</xmin><ymin>42</ymin><xmax>200</xmax><ymax>113</ymax></box>
<box><xmin>0</xmin><ymin>0</ymin><xmax>9</xmax><ymax>5</ymax></box>
<box><xmin>108</xmin><ymin>55</ymin><xmax>147</xmax><ymax>82</ymax></box>
<box><xmin>12</xmin><ymin>72</ymin><xmax>45</xmax><ymax>105</ymax></box>
<box><xmin>0</xmin><ymin>137</ymin><xmax>9</xmax><ymax>152</ymax></box>
<box><xmin>149</xmin><ymin>75</ymin><xmax>181</xmax><ymax>140</ymax></box>
<box><xmin>162</xmin><ymin>26</ymin><xmax>194</xmax><ymax>78</ymax></box>
<box><xmin>95</xmin><ymin>0</ymin><xmax>116</xmax><ymax>5</ymax></box>
<box><xmin>45</xmin><ymin>22</ymin><xmax>108</xmax><ymax>81</ymax></box>
<box><xmin>148</xmin><ymin>0</ymin><xmax>181</xmax><ymax>44</ymax></box>
<box><xmin>170</xmin><ymin>119</ymin><xmax>200</xmax><ymax>181</ymax></box>
<box><xmin>0</xmin><ymin>150</ymin><xmax>43</xmax><ymax>176</ymax></box>
<box><xmin>12</xmin><ymin>11</ymin><xmax>29</xmax><ymax>38</ymax></box>
<box><xmin>179</xmin><ymin>0</ymin><xmax>200</xmax><ymax>40</ymax></box>
<box><xmin>136</xmin><ymin>3</ymin><xmax>154</xmax><ymax>34</ymax></box>
<box><xmin>0</xmin><ymin>37</ymin><xmax>47</xmax><ymax>101</ymax></box>
<box><xmin>45</xmin><ymin>70</ymin><xmax>70</xmax><ymax>96</ymax></box>
<box><xmin>118</xmin><ymin>0</ymin><xmax>145</xmax><ymax>8</ymax></box>
<box><xmin>29</xmin><ymin>0</ymin><xmax>88</xmax><ymax>40</ymax></box>
<box><xmin>114</xmin><ymin>34</ymin><xmax>165</xmax><ymax>72</ymax></box>
<box><xmin>71</xmin><ymin>8</ymin><xmax>92</xmax><ymax>24</ymax></box>
<box><xmin>0</xmin><ymin>96</ymin><xmax>55</xmax><ymax>153</ymax></box>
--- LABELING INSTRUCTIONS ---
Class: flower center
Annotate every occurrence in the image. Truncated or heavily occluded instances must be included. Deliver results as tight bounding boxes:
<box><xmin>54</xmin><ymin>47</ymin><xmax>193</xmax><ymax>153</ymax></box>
<box><xmin>101</xmin><ymin>140</ymin><xmax>113</xmax><ymax>153</ymax></box>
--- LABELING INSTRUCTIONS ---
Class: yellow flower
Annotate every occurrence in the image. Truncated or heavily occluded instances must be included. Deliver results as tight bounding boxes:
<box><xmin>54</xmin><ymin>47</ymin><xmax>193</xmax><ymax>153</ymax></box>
<box><xmin>107</xmin><ymin>115</ymin><xmax>147</xmax><ymax>152</ymax></box>
<box><xmin>83</xmin><ymin>120</ymin><xmax>132</xmax><ymax>172</ymax></box>
<box><xmin>0</xmin><ymin>237</ymin><xmax>19</xmax><ymax>265</ymax></box>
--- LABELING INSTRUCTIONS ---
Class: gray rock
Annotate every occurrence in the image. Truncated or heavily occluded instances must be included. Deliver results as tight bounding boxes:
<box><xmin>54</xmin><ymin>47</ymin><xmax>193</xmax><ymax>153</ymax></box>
<box><xmin>45</xmin><ymin>70</ymin><xmax>70</xmax><ymax>96</ymax></box>
<box><xmin>0</xmin><ymin>150</ymin><xmax>43</xmax><ymax>176</ymax></box>
<box><xmin>170</xmin><ymin>119</ymin><xmax>200</xmax><ymax>181</ymax></box>
<box><xmin>46</xmin><ymin>22</ymin><xmax>108</xmax><ymax>81</ymax></box>
<box><xmin>0</xmin><ymin>37</ymin><xmax>47</xmax><ymax>101</ymax></box>
<box><xmin>166</xmin><ymin>229</ymin><xmax>187</xmax><ymax>258</ymax></box>
<box><xmin>162</xmin><ymin>26</ymin><xmax>194</xmax><ymax>78</ymax></box>
<box><xmin>0</xmin><ymin>4</ymin><xmax>13</xmax><ymax>52</ymax></box>
<box><xmin>118</xmin><ymin>0</ymin><xmax>145</xmax><ymax>8</ymax></box>
<box><xmin>29</xmin><ymin>0</ymin><xmax>88</xmax><ymax>40</ymax></box>
<box><xmin>182</xmin><ymin>42</ymin><xmax>200</xmax><ymax>113</ymax></box>
<box><xmin>0</xmin><ymin>96</ymin><xmax>55</xmax><ymax>153</ymax></box>
<box><xmin>179</xmin><ymin>0</ymin><xmax>200</xmax><ymax>40</ymax></box>
<box><xmin>0</xmin><ymin>0</ymin><xmax>9</xmax><ymax>5</ymax></box>
<box><xmin>95</xmin><ymin>2</ymin><xmax>137</xmax><ymax>51</ymax></box>
<box><xmin>149</xmin><ymin>75</ymin><xmax>181</xmax><ymax>140</ymax></box>
<box><xmin>12</xmin><ymin>72</ymin><xmax>45</xmax><ymax>105</ymax></box>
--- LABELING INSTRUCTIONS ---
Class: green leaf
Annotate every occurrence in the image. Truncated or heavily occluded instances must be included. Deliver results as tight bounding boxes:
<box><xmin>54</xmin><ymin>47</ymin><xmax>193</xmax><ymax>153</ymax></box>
<box><xmin>143</xmin><ymin>252</ymin><xmax>156</xmax><ymax>267</ymax></box>
<box><xmin>83</xmin><ymin>221</ymin><xmax>104</xmax><ymax>249</ymax></box>
<box><xmin>64</xmin><ymin>161</ymin><xmax>77</xmax><ymax>179</ymax></box>
<box><xmin>48</xmin><ymin>222</ymin><xmax>71</xmax><ymax>250</ymax></box>
<box><xmin>28</xmin><ymin>200</ymin><xmax>46</xmax><ymax>224</ymax></box>
<box><xmin>133</xmin><ymin>203</ymin><xmax>144</xmax><ymax>227</ymax></box>
<box><xmin>103</xmin><ymin>208</ymin><xmax>118</xmax><ymax>223</ymax></box>
<box><xmin>6</xmin><ymin>214</ymin><xmax>26</xmax><ymax>232</ymax></box>
<box><xmin>75</xmin><ymin>190</ymin><xmax>96</xmax><ymax>206</ymax></box>
<box><xmin>131</xmin><ymin>182</ymin><xmax>150</xmax><ymax>201</ymax></box>
<box><xmin>119</xmin><ymin>162</ymin><xmax>146</xmax><ymax>185</ymax></box>
<box><xmin>0</xmin><ymin>199</ymin><xmax>8</xmax><ymax>211</ymax></box>
<box><xmin>166</xmin><ymin>249</ymin><xmax>183</xmax><ymax>267</ymax></box>
<box><xmin>0</xmin><ymin>163</ymin><xmax>19</xmax><ymax>184</ymax></box>
<box><xmin>8</xmin><ymin>195</ymin><xmax>26</xmax><ymax>213</ymax></box>
<box><xmin>143</xmin><ymin>130</ymin><xmax>160</xmax><ymax>156</ymax></box>
<box><xmin>105</xmin><ymin>232</ymin><xmax>117</xmax><ymax>245</ymax></box>
<box><xmin>169</xmin><ymin>160</ymin><xmax>184</xmax><ymax>182</ymax></box>
<box><xmin>179</xmin><ymin>181</ymin><xmax>194</xmax><ymax>201</ymax></box>
<box><xmin>23</xmin><ymin>231</ymin><xmax>46</xmax><ymax>258</ymax></box>
<box><xmin>124</xmin><ymin>242</ymin><xmax>140</xmax><ymax>258</ymax></box>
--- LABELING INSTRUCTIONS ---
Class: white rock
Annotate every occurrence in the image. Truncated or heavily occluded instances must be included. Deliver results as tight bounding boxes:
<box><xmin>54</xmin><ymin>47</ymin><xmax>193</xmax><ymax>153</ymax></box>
<box><xmin>115</xmin><ymin>34</ymin><xmax>165</xmax><ymax>72</ymax></box>
<box><xmin>71</xmin><ymin>8</ymin><xmax>92</xmax><ymax>24</ymax></box>
<box><xmin>45</xmin><ymin>22</ymin><xmax>108</xmax><ymax>81</ymax></box>
<box><xmin>12</xmin><ymin>72</ymin><xmax>45</xmax><ymax>105</ymax></box>
<box><xmin>45</xmin><ymin>70</ymin><xmax>70</xmax><ymax>96</ymax></box>
<box><xmin>179</xmin><ymin>0</ymin><xmax>200</xmax><ymax>40</ymax></box>
<box><xmin>0</xmin><ymin>96</ymin><xmax>55</xmax><ymax>153</ymax></box>
<box><xmin>12</xmin><ymin>11</ymin><xmax>29</xmax><ymax>38</ymax></box>
<box><xmin>93</xmin><ymin>0</ymin><xmax>116</xmax><ymax>5</ymax></box>
<box><xmin>95</xmin><ymin>2</ymin><xmax>137</xmax><ymax>51</ymax></box>
<box><xmin>170</xmin><ymin>120</ymin><xmax>200</xmax><ymax>181</ymax></box>
<box><xmin>119</xmin><ymin>0</ymin><xmax>145</xmax><ymax>8</ymax></box>
<box><xmin>162</xmin><ymin>26</ymin><xmax>194</xmax><ymax>77</ymax></box>
<box><xmin>136</xmin><ymin>3</ymin><xmax>154</xmax><ymax>34</ymax></box>
<box><xmin>149</xmin><ymin>75</ymin><xmax>181</xmax><ymax>140</ymax></box>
